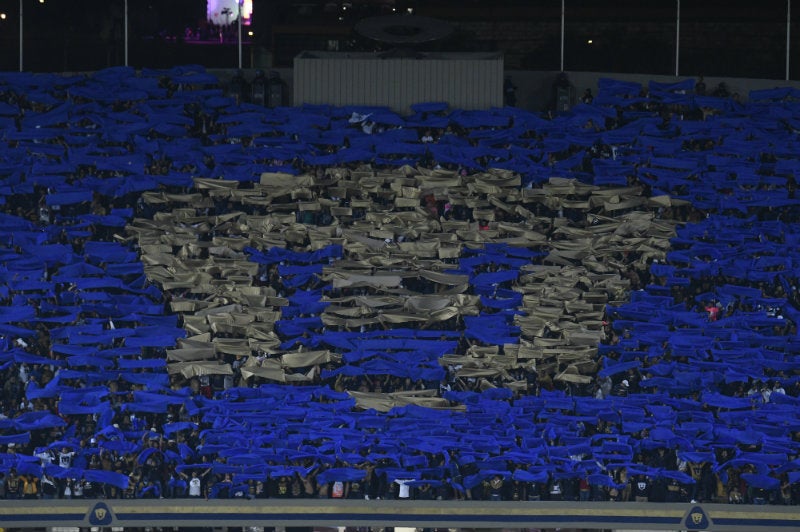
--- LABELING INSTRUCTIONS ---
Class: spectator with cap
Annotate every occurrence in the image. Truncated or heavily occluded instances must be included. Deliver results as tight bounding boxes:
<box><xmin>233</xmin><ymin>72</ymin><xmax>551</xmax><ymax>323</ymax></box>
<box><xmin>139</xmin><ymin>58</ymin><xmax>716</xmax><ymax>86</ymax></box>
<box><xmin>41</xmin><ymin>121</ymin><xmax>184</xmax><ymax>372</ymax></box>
<box><xmin>612</xmin><ymin>379</ymin><xmax>630</xmax><ymax>397</ymax></box>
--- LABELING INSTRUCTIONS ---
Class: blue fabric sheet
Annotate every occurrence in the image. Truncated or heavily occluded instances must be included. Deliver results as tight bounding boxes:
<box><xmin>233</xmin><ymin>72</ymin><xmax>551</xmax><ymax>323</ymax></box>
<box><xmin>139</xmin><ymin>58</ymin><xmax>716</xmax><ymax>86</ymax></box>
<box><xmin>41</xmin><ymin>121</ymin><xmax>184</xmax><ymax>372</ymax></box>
<box><xmin>2</xmin><ymin>69</ymin><xmax>800</xmax><ymax>492</ymax></box>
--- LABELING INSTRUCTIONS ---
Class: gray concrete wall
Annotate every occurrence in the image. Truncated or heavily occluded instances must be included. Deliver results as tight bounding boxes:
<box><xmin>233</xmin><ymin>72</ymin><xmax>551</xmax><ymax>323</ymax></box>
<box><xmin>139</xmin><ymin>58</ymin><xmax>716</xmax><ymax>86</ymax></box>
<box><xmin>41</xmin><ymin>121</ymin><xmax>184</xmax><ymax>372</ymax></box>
<box><xmin>292</xmin><ymin>52</ymin><xmax>504</xmax><ymax>114</ymax></box>
<box><xmin>7</xmin><ymin>498</ymin><xmax>799</xmax><ymax>531</ymax></box>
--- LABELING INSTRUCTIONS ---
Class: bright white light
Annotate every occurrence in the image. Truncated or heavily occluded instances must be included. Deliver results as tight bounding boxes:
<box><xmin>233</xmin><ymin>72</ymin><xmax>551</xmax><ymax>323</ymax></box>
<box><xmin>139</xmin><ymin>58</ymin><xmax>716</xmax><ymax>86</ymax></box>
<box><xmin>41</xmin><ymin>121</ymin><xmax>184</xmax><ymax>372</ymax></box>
<box><xmin>0</xmin><ymin>13</ymin><xmax>6</xmax><ymax>20</ymax></box>
<box><xmin>247</xmin><ymin>31</ymin><xmax>253</xmax><ymax>36</ymax></box>
<box><xmin>587</xmin><ymin>39</ymin><xmax>593</xmax><ymax>44</ymax></box>
<box><xmin>207</xmin><ymin>0</ymin><xmax>253</xmax><ymax>25</ymax></box>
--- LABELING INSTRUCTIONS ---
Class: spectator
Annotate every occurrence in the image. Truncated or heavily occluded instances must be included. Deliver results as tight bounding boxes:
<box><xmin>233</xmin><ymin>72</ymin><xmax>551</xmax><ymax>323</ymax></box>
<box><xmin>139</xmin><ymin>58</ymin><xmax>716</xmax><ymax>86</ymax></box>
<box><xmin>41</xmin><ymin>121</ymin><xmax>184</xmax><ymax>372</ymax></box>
<box><xmin>21</xmin><ymin>474</ymin><xmax>38</xmax><ymax>499</ymax></box>
<box><xmin>5</xmin><ymin>470</ymin><xmax>20</xmax><ymax>500</ymax></box>
<box><xmin>504</xmin><ymin>76</ymin><xmax>518</xmax><ymax>107</ymax></box>
<box><xmin>695</xmin><ymin>76</ymin><xmax>707</xmax><ymax>95</ymax></box>
<box><xmin>40</xmin><ymin>474</ymin><xmax>58</xmax><ymax>499</ymax></box>
<box><xmin>612</xmin><ymin>379</ymin><xmax>630</xmax><ymax>397</ymax></box>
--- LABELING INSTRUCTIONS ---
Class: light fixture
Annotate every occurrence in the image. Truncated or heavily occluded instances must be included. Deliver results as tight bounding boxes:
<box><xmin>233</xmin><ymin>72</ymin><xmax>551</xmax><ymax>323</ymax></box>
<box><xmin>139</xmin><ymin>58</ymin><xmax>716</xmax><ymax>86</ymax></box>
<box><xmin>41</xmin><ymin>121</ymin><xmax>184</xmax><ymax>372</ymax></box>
<box><xmin>587</xmin><ymin>39</ymin><xmax>593</xmax><ymax>44</ymax></box>
<box><xmin>0</xmin><ymin>13</ymin><xmax>6</xmax><ymax>20</ymax></box>
<box><xmin>247</xmin><ymin>30</ymin><xmax>253</xmax><ymax>36</ymax></box>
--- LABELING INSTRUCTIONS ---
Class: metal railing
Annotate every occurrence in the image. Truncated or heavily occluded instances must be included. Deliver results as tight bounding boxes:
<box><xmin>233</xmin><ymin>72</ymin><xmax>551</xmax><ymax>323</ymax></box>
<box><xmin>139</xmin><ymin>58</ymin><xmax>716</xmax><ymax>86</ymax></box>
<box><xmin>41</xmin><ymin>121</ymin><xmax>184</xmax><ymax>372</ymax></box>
<box><xmin>3</xmin><ymin>0</ymin><xmax>792</xmax><ymax>80</ymax></box>
<box><xmin>0</xmin><ymin>498</ymin><xmax>797</xmax><ymax>531</ymax></box>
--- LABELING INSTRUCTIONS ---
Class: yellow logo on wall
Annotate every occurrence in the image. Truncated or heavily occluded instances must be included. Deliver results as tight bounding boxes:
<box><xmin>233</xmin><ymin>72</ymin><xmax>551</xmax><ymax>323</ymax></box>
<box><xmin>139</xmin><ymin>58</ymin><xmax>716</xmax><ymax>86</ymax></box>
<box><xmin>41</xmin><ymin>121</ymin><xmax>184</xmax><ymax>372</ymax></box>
<box><xmin>87</xmin><ymin>502</ymin><xmax>114</xmax><ymax>526</ymax></box>
<box><xmin>683</xmin><ymin>505</ymin><xmax>710</xmax><ymax>531</ymax></box>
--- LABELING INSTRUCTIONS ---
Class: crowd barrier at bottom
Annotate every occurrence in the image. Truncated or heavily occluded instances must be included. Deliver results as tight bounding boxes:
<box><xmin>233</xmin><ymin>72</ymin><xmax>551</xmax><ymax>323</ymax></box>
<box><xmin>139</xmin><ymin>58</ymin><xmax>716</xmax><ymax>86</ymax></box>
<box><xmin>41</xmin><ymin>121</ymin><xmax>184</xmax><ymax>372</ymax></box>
<box><xmin>0</xmin><ymin>499</ymin><xmax>796</xmax><ymax>531</ymax></box>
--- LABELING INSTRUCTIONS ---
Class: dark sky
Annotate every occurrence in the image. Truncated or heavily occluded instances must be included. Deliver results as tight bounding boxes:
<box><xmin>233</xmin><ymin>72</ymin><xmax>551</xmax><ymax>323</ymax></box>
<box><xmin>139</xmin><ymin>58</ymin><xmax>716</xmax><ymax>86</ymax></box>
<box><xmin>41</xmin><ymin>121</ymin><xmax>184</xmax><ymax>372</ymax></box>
<box><xmin>0</xmin><ymin>0</ymin><xmax>795</xmax><ymax>77</ymax></box>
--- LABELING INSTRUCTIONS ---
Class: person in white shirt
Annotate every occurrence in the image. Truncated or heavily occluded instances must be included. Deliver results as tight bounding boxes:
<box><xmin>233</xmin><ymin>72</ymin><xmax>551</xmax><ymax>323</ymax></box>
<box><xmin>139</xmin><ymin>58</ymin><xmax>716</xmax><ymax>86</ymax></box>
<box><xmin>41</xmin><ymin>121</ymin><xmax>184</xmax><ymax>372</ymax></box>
<box><xmin>181</xmin><ymin>468</ymin><xmax>210</xmax><ymax>497</ymax></box>
<box><xmin>394</xmin><ymin>478</ymin><xmax>413</xmax><ymax>499</ymax></box>
<box><xmin>71</xmin><ymin>478</ymin><xmax>84</xmax><ymax>499</ymax></box>
<box><xmin>40</xmin><ymin>474</ymin><xmax>57</xmax><ymax>499</ymax></box>
<box><xmin>58</xmin><ymin>448</ymin><xmax>75</xmax><ymax>468</ymax></box>
<box><xmin>188</xmin><ymin>474</ymin><xmax>202</xmax><ymax>497</ymax></box>
<box><xmin>35</xmin><ymin>447</ymin><xmax>54</xmax><ymax>466</ymax></box>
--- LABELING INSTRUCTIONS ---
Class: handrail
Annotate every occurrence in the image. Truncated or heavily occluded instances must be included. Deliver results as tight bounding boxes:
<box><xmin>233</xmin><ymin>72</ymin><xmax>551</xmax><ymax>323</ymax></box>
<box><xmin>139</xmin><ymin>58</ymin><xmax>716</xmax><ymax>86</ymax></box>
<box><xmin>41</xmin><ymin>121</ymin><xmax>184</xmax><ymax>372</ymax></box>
<box><xmin>0</xmin><ymin>499</ymin><xmax>797</xmax><ymax>531</ymax></box>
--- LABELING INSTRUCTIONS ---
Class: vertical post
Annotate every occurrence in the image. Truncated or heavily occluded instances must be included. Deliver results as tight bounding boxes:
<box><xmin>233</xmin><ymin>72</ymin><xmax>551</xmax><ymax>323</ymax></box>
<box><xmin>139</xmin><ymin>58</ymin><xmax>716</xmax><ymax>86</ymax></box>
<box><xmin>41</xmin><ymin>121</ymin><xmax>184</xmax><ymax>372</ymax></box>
<box><xmin>560</xmin><ymin>0</ymin><xmax>565</xmax><ymax>71</ymax></box>
<box><xmin>18</xmin><ymin>0</ymin><xmax>23</xmax><ymax>72</ymax></box>
<box><xmin>124</xmin><ymin>0</ymin><xmax>129</xmax><ymax>67</ymax></box>
<box><xmin>787</xmin><ymin>0</ymin><xmax>792</xmax><ymax>80</ymax></box>
<box><xmin>675</xmin><ymin>0</ymin><xmax>680</xmax><ymax>76</ymax></box>
<box><xmin>238</xmin><ymin>0</ymin><xmax>243</xmax><ymax>69</ymax></box>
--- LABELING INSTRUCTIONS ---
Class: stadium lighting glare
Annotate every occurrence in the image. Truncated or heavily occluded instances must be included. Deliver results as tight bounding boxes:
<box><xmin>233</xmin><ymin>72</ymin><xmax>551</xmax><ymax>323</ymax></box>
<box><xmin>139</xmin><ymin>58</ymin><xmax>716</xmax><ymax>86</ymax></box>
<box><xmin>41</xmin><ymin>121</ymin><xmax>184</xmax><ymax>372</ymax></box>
<box><xmin>587</xmin><ymin>39</ymin><xmax>593</xmax><ymax>44</ymax></box>
<box><xmin>208</xmin><ymin>0</ymin><xmax>253</xmax><ymax>25</ymax></box>
<box><xmin>0</xmin><ymin>13</ymin><xmax>6</xmax><ymax>20</ymax></box>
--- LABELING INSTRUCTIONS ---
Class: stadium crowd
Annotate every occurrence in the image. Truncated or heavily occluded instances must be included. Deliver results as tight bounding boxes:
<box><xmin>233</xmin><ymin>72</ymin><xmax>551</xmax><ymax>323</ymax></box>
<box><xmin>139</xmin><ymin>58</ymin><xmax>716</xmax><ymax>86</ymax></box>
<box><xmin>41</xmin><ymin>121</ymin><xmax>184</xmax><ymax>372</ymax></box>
<box><xmin>0</xmin><ymin>66</ymin><xmax>799</xmax><ymax>506</ymax></box>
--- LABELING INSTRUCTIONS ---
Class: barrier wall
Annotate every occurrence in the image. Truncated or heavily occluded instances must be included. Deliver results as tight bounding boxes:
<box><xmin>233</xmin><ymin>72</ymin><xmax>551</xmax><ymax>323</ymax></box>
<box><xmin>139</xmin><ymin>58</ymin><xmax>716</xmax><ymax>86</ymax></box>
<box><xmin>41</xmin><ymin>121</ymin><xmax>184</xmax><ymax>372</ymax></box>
<box><xmin>1</xmin><ymin>499</ymin><xmax>799</xmax><ymax>531</ymax></box>
<box><xmin>292</xmin><ymin>52</ymin><xmax>504</xmax><ymax>113</ymax></box>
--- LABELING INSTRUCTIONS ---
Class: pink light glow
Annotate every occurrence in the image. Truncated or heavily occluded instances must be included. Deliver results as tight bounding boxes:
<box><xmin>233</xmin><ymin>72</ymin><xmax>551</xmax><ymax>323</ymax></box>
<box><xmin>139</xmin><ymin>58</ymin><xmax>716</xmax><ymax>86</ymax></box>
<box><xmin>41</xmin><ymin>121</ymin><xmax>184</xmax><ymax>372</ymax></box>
<box><xmin>207</xmin><ymin>0</ymin><xmax>252</xmax><ymax>26</ymax></box>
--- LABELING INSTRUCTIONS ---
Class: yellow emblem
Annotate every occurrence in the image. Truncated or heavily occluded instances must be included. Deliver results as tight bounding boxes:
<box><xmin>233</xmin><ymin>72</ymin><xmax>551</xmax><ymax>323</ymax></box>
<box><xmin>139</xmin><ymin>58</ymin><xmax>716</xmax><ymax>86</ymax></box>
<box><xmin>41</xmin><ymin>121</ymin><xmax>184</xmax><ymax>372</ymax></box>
<box><xmin>691</xmin><ymin>512</ymin><xmax>703</xmax><ymax>525</ymax></box>
<box><xmin>94</xmin><ymin>508</ymin><xmax>107</xmax><ymax>521</ymax></box>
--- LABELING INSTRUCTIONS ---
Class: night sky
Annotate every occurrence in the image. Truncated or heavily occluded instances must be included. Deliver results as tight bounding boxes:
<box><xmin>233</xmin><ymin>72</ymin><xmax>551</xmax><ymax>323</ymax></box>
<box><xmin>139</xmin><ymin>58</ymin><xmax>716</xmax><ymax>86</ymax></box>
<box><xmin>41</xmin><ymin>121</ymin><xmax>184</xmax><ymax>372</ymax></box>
<box><xmin>0</xmin><ymin>0</ymin><xmax>795</xmax><ymax>78</ymax></box>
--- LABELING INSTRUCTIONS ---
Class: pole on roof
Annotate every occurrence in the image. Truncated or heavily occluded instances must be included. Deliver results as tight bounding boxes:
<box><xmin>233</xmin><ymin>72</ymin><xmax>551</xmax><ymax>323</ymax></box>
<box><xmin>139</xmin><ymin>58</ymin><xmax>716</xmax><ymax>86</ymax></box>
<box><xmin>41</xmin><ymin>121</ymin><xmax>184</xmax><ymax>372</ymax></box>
<box><xmin>561</xmin><ymin>0</ymin><xmax>565</xmax><ymax>72</ymax></box>
<box><xmin>124</xmin><ymin>0</ymin><xmax>129</xmax><ymax>67</ymax></box>
<box><xmin>675</xmin><ymin>0</ymin><xmax>680</xmax><ymax>76</ymax></box>
<box><xmin>18</xmin><ymin>0</ymin><xmax>23</xmax><ymax>72</ymax></box>
<box><xmin>787</xmin><ymin>0</ymin><xmax>792</xmax><ymax>80</ymax></box>
<box><xmin>238</xmin><ymin>0</ymin><xmax>243</xmax><ymax>69</ymax></box>
<box><xmin>560</xmin><ymin>0</ymin><xmax>565</xmax><ymax>72</ymax></box>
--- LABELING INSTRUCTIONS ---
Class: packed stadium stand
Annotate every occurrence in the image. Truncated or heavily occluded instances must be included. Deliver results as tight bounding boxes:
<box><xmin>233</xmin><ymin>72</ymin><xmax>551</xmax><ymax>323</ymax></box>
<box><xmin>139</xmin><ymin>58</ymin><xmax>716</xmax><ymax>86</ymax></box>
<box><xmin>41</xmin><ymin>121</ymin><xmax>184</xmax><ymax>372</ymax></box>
<box><xmin>1</xmin><ymin>64</ymin><xmax>800</xmax><ymax>530</ymax></box>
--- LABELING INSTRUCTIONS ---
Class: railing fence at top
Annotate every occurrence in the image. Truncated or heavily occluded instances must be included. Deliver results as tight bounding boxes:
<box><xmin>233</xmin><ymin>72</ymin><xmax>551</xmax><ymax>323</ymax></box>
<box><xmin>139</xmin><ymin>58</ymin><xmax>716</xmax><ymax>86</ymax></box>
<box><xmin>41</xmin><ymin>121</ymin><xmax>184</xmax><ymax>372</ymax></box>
<box><xmin>3</xmin><ymin>1</ymin><xmax>798</xmax><ymax>80</ymax></box>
